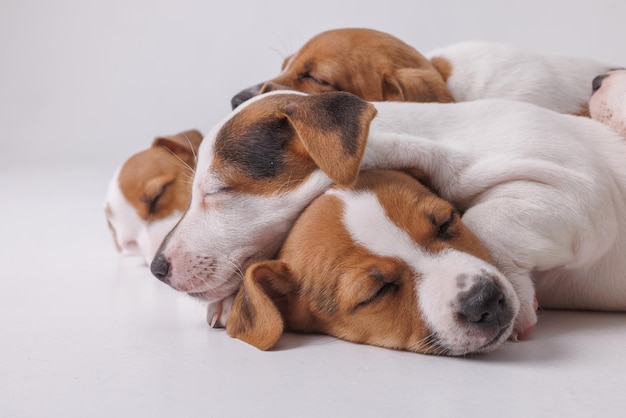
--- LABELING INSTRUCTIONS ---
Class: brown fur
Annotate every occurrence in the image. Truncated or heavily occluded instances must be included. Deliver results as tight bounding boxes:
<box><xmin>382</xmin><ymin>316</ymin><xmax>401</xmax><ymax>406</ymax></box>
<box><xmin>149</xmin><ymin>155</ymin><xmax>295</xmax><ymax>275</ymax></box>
<box><xmin>227</xmin><ymin>170</ymin><xmax>495</xmax><ymax>354</ymax></box>
<box><xmin>232</xmin><ymin>28</ymin><xmax>453</xmax><ymax>107</ymax></box>
<box><xmin>119</xmin><ymin>129</ymin><xmax>202</xmax><ymax>220</ymax></box>
<box><xmin>212</xmin><ymin>92</ymin><xmax>377</xmax><ymax>197</ymax></box>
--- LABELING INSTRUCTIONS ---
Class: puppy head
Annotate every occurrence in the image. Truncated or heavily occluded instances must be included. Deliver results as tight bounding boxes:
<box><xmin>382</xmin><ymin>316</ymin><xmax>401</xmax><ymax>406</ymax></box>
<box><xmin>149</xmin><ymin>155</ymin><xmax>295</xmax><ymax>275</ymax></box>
<box><xmin>231</xmin><ymin>28</ymin><xmax>453</xmax><ymax>109</ymax></box>
<box><xmin>151</xmin><ymin>92</ymin><xmax>377</xmax><ymax>307</ymax></box>
<box><xmin>590</xmin><ymin>69</ymin><xmax>626</xmax><ymax>137</ymax></box>
<box><xmin>227</xmin><ymin>170</ymin><xmax>519</xmax><ymax>356</ymax></box>
<box><xmin>105</xmin><ymin>129</ymin><xmax>202</xmax><ymax>264</ymax></box>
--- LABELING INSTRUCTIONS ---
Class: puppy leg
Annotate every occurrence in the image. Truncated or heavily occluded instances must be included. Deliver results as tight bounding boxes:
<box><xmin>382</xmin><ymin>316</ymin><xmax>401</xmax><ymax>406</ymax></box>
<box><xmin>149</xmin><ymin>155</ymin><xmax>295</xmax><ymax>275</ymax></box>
<box><xmin>206</xmin><ymin>294</ymin><xmax>236</xmax><ymax>328</ymax></box>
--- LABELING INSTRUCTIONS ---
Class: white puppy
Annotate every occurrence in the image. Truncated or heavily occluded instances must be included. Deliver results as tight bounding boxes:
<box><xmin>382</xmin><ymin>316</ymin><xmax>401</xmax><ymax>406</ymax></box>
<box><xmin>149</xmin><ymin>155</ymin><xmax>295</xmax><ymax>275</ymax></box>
<box><xmin>151</xmin><ymin>91</ymin><xmax>626</xmax><ymax>337</ymax></box>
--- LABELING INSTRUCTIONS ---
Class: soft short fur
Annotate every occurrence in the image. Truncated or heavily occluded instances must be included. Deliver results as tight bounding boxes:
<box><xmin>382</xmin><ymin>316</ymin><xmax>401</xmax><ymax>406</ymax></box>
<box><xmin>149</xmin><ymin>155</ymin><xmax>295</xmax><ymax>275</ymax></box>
<box><xmin>106</xmin><ymin>130</ymin><xmax>202</xmax><ymax>264</ymax></box>
<box><xmin>226</xmin><ymin>170</ymin><xmax>519</xmax><ymax>356</ymax></box>
<box><xmin>589</xmin><ymin>69</ymin><xmax>626</xmax><ymax>137</ymax></box>
<box><xmin>231</xmin><ymin>28</ymin><xmax>453</xmax><ymax>108</ymax></box>
<box><xmin>151</xmin><ymin>91</ymin><xmax>626</xmax><ymax>338</ymax></box>
<box><xmin>231</xmin><ymin>28</ymin><xmax>613</xmax><ymax>116</ymax></box>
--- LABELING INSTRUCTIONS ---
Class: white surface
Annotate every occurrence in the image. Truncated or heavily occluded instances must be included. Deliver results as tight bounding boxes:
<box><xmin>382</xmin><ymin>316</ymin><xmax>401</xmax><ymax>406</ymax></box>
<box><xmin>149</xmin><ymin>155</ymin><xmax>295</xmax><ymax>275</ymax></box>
<box><xmin>2</xmin><ymin>1</ymin><xmax>626</xmax><ymax>417</ymax></box>
<box><xmin>1</xmin><ymin>168</ymin><xmax>625</xmax><ymax>417</ymax></box>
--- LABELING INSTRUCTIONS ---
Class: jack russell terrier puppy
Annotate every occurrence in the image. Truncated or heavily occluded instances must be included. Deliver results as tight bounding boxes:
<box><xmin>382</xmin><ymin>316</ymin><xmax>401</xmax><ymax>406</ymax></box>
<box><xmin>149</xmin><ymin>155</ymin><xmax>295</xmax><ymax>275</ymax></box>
<box><xmin>105</xmin><ymin>130</ymin><xmax>202</xmax><ymax>264</ymax></box>
<box><xmin>231</xmin><ymin>28</ymin><xmax>614</xmax><ymax>116</ymax></box>
<box><xmin>225</xmin><ymin>170</ymin><xmax>519</xmax><ymax>355</ymax></box>
<box><xmin>151</xmin><ymin>91</ymin><xmax>626</xmax><ymax>340</ymax></box>
<box><xmin>590</xmin><ymin>69</ymin><xmax>626</xmax><ymax>137</ymax></box>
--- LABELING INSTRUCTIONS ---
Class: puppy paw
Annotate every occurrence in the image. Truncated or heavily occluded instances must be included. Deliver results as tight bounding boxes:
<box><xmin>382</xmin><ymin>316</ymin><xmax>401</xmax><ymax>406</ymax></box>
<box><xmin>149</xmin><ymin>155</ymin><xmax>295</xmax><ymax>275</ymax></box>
<box><xmin>510</xmin><ymin>296</ymin><xmax>538</xmax><ymax>341</ymax></box>
<box><xmin>206</xmin><ymin>295</ymin><xmax>236</xmax><ymax>328</ymax></box>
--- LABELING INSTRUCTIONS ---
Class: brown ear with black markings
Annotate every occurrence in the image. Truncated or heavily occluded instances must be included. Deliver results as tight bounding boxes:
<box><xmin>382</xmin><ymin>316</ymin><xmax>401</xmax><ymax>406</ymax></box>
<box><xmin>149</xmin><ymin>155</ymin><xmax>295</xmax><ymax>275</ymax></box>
<box><xmin>282</xmin><ymin>92</ymin><xmax>377</xmax><ymax>186</ymax></box>
<box><xmin>226</xmin><ymin>261</ymin><xmax>295</xmax><ymax>351</ymax></box>
<box><xmin>382</xmin><ymin>68</ymin><xmax>454</xmax><ymax>103</ymax></box>
<box><xmin>152</xmin><ymin>129</ymin><xmax>203</xmax><ymax>165</ymax></box>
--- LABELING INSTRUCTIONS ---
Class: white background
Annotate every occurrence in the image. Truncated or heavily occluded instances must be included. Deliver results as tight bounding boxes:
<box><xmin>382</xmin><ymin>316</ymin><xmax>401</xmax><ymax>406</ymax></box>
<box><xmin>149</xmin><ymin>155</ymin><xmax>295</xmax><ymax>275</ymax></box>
<box><xmin>1</xmin><ymin>0</ymin><xmax>625</xmax><ymax>171</ymax></box>
<box><xmin>2</xmin><ymin>1</ymin><xmax>626</xmax><ymax>417</ymax></box>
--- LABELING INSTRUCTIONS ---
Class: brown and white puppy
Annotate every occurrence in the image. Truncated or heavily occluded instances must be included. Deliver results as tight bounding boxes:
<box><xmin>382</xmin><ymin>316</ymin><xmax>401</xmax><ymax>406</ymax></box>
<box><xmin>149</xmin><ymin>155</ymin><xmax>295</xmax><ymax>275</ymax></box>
<box><xmin>231</xmin><ymin>28</ymin><xmax>613</xmax><ymax>116</ymax></box>
<box><xmin>152</xmin><ymin>91</ymin><xmax>626</xmax><ymax>339</ymax></box>
<box><xmin>590</xmin><ymin>69</ymin><xmax>626</xmax><ymax>137</ymax></box>
<box><xmin>226</xmin><ymin>170</ymin><xmax>518</xmax><ymax>356</ymax></box>
<box><xmin>231</xmin><ymin>28</ymin><xmax>454</xmax><ymax>108</ymax></box>
<box><xmin>105</xmin><ymin>130</ymin><xmax>202</xmax><ymax>264</ymax></box>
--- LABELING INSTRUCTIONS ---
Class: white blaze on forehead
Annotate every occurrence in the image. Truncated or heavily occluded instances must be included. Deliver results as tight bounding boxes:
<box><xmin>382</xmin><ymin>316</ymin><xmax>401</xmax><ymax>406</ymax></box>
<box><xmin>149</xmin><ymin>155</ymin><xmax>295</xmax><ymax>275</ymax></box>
<box><xmin>331</xmin><ymin>188</ymin><xmax>516</xmax><ymax>354</ymax></box>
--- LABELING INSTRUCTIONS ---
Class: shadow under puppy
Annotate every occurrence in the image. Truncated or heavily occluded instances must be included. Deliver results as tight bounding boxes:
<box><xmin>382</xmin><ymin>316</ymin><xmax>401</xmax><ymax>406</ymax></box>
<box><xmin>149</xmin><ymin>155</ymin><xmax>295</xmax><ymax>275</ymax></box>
<box><xmin>105</xmin><ymin>129</ymin><xmax>202</xmax><ymax>264</ymax></box>
<box><xmin>226</xmin><ymin>170</ymin><xmax>519</xmax><ymax>356</ymax></box>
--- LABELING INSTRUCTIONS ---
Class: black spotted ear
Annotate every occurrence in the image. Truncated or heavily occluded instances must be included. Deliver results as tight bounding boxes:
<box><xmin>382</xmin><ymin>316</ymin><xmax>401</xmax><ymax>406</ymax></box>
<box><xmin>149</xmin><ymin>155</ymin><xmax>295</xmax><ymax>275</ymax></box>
<box><xmin>282</xmin><ymin>92</ymin><xmax>377</xmax><ymax>186</ymax></box>
<box><xmin>226</xmin><ymin>261</ymin><xmax>295</xmax><ymax>350</ymax></box>
<box><xmin>152</xmin><ymin>129</ymin><xmax>203</xmax><ymax>164</ymax></box>
<box><xmin>382</xmin><ymin>68</ymin><xmax>454</xmax><ymax>103</ymax></box>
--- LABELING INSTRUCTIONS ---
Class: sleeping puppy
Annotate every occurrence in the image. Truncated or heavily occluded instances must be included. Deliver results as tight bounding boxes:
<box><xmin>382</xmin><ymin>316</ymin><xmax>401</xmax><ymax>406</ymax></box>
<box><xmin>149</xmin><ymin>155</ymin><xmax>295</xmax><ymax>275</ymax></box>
<box><xmin>231</xmin><ymin>28</ymin><xmax>454</xmax><ymax>108</ymax></box>
<box><xmin>105</xmin><ymin>130</ymin><xmax>202</xmax><ymax>264</ymax></box>
<box><xmin>231</xmin><ymin>28</ymin><xmax>613</xmax><ymax>115</ymax></box>
<box><xmin>151</xmin><ymin>91</ymin><xmax>626</xmax><ymax>339</ymax></box>
<box><xmin>589</xmin><ymin>69</ymin><xmax>626</xmax><ymax>137</ymax></box>
<box><xmin>226</xmin><ymin>170</ymin><xmax>519</xmax><ymax>356</ymax></box>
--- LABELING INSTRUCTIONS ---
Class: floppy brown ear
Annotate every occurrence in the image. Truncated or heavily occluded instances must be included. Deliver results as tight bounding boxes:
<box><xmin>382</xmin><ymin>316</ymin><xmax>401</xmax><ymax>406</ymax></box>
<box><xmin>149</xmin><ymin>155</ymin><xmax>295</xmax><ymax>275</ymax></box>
<box><xmin>152</xmin><ymin>129</ymin><xmax>203</xmax><ymax>164</ymax></box>
<box><xmin>382</xmin><ymin>68</ymin><xmax>454</xmax><ymax>103</ymax></box>
<box><xmin>282</xmin><ymin>92</ymin><xmax>377</xmax><ymax>186</ymax></box>
<box><xmin>226</xmin><ymin>261</ymin><xmax>295</xmax><ymax>351</ymax></box>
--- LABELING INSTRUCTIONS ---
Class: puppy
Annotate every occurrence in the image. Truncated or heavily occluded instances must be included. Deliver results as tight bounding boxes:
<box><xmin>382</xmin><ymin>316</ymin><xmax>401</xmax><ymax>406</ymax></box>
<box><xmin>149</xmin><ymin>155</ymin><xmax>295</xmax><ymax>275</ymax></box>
<box><xmin>106</xmin><ymin>130</ymin><xmax>202</xmax><ymax>264</ymax></box>
<box><xmin>231</xmin><ymin>28</ymin><xmax>454</xmax><ymax>108</ymax></box>
<box><xmin>231</xmin><ymin>28</ymin><xmax>613</xmax><ymax>115</ymax></box>
<box><xmin>589</xmin><ymin>69</ymin><xmax>626</xmax><ymax>137</ymax></box>
<box><xmin>151</xmin><ymin>91</ymin><xmax>626</xmax><ymax>339</ymax></box>
<box><xmin>226</xmin><ymin>170</ymin><xmax>519</xmax><ymax>356</ymax></box>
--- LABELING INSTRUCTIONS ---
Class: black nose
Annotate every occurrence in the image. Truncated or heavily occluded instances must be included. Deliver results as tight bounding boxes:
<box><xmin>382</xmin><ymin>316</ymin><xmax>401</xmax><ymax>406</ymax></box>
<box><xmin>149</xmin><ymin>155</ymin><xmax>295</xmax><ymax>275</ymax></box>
<box><xmin>150</xmin><ymin>254</ymin><xmax>171</xmax><ymax>284</ymax></box>
<box><xmin>592</xmin><ymin>74</ymin><xmax>609</xmax><ymax>93</ymax></box>
<box><xmin>458</xmin><ymin>278</ymin><xmax>506</xmax><ymax>327</ymax></box>
<box><xmin>231</xmin><ymin>89</ymin><xmax>258</xmax><ymax>109</ymax></box>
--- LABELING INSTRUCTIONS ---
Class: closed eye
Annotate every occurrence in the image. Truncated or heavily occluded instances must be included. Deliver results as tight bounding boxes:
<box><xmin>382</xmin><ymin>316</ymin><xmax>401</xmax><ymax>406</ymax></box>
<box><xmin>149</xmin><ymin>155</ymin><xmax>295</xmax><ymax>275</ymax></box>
<box><xmin>298</xmin><ymin>72</ymin><xmax>336</xmax><ymax>89</ymax></box>
<box><xmin>141</xmin><ymin>181</ymin><xmax>173</xmax><ymax>214</ymax></box>
<box><xmin>354</xmin><ymin>281</ymin><xmax>399</xmax><ymax>311</ymax></box>
<box><xmin>429</xmin><ymin>209</ymin><xmax>458</xmax><ymax>241</ymax></box>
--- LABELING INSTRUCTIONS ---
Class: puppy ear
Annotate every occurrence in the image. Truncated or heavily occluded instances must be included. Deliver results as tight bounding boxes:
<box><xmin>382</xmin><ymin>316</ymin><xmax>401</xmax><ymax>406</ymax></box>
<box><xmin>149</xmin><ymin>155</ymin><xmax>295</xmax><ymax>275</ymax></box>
<box><xmin>152</xmin><ymin>129</ymin><xmax>203</xmax><ymax>163</ymax></box>
<box><xmin>282</xmin><ymin>92</ymin><xmax>377</xmax><ymax>186</ymax></box>
<box><xmin>382</xmin><ymin>68</ymin><xmax>454</xmax><ymax>103</ymax></box>
<box><xmin>226</xmin><ymin>261</ymin><xmax>295</xmax><ymax>350</ymax></box>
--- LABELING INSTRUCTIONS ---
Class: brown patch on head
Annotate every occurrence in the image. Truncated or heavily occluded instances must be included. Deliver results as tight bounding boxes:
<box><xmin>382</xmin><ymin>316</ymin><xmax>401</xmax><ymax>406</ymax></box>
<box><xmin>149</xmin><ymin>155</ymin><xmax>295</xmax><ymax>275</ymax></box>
<box><xmin>355</xmin><ymin>171</ymin><xmax>492</xmax><ymax>263</ymax></box>
<box><xmin>119</xmin><ymin>129</ymin><xmax>202</xmax><ymax>221</ymax></box>
<box><xmin>250</xmin><ymin>28</ymin><xmax>453</xmax><ymax>104</ymax></box>
<box><xmin>212</xmin><ymin>92</ymin><xmax>376</xmax><ymax>196</ymax></box>
<box><xmin>228</xmin><ymin>170</ymin><xmax>496</xmax><ymax>354</ymax></box>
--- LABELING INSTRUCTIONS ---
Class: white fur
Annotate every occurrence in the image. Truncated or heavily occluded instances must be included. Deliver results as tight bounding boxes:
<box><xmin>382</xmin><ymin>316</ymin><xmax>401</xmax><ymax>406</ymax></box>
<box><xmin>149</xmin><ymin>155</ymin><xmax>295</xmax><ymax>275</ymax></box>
<box><xmin>156</xmin><ymin>91</ymin><xmax>626</xmax><ymax>335</ymax></box>
<box><xmin>427</xmin><ymin>41</ymin><xmax>612</xmax><ymax>114</ymax></box>
<box><xmin>105</xmin><ymin>169</ymin><xmax>183</xmax><ymax>265</ymax></box>
<box><xmin>333</xmin><ymin>189</ymin><xmax>518</xmax><ymax>354</ymax></box>
<box><xmin>362</xmin><ymin>98</ymin><xmax>626</xmax><ymax>333</ymax></box>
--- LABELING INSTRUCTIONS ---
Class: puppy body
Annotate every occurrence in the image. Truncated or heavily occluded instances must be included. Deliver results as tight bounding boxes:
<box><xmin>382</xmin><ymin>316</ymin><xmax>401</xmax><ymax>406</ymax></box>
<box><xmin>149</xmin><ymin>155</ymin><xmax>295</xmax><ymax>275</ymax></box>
<box><xmin>106</xmin><ymin>130</ymin><xmax>202</xmax><ymax>264</ymax></box>
<box><xmin>152</xmin><ymin>92</ymin><xmax>626</xmax><ymax>337</ymax></box>
<box><xmin>427</xmin><ymin>41</ymin><xmax>612</xmax><ymax>115</ymax></box>
<box><xmin>226</xmin><ymin>170</ymin><xmax>519</xmax><ymax>355</ymax></box>
<box><xmin>589</xmin><ymin>69</ymin><xmax>626</xmax><ymax>137</ymax></box>
<box><xmin>232</xmin><ymin>28</ymin><xmax>613</xmax><ymax>116</ymax></box>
